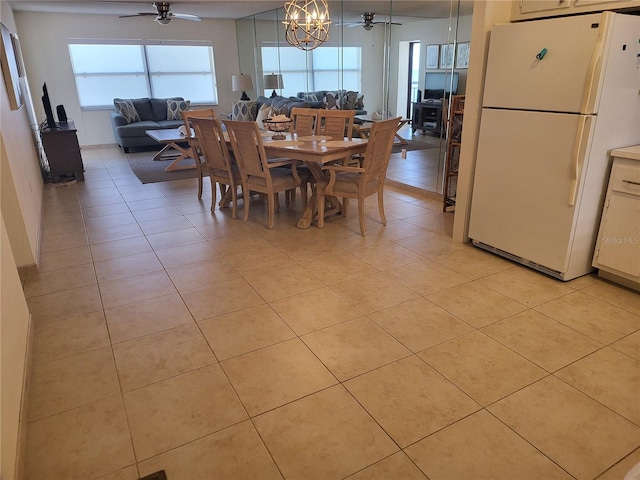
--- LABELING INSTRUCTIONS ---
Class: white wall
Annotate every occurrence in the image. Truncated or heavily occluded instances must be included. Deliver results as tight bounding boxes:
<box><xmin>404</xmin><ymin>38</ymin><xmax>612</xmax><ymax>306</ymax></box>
<box><xmin>14</xmin><ymin>11</ymin><xmax>242</xmax><ymax>146</ymax></box>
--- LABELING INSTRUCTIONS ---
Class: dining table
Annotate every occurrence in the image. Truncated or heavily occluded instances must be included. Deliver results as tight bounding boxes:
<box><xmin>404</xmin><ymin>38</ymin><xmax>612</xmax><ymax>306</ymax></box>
<box><xmin>260</xmin><ymin>133</ymin><xmax>369</xmax><ymax>228</ymax></box>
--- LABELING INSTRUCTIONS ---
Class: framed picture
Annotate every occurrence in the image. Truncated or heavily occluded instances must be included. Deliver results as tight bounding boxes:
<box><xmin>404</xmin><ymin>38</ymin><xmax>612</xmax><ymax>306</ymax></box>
<box><xmin>456</xmin><ymin>42</ymin><xmax>470</xmax><ymax>69</ymax></box>
<box><xmin>0</xmin><ymin>22</ymin><xmax>23</xmax><ymax>110</ymax></box>
<box><xmin>425</xmin><ymin>44</ymin><xmax>439</xmax><ymax>69</ymax></box>
<box><xmin>440</xmin><ymin>43</ymin><xmax>454</xmax><ymax>69</ymax></box>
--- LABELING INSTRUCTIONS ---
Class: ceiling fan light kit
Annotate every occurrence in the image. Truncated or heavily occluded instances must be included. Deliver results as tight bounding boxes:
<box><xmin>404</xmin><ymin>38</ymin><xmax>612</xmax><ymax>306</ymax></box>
<box><xmin>118</xmin><ymin>2</ymin><xmax>201</xmax><ymax>26</ymax></box>
<box><xmin>283</xmin><ymin>0</ymin><xmax>331</xmax><ymax>51</ymax></box>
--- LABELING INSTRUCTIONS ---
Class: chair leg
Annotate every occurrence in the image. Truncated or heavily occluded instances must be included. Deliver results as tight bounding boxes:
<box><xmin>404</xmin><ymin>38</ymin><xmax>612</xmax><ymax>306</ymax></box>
<box><xmin>210</xmin><ymin>178</ymin><xmax>217</xmax><ymax>212</ymax></box>
<box><xmin>267</xmin><ymin>193</ymin><xmax>275</xmax><ymax>229</ymax></box>
<box><xmin>317</xmin><ymin>188</ymin><xmax>325</xmax><ymax>229</ymax></box>
<box><xmin>300</xmin><ymin>180</ymin><xmax>308</xmax><ymax>211</ymax></box>
<box><xmin>378</xmin><ymin>185</ymin><xmax>387</xmax><ymax>225</ymax></box>
<box><xmin>196</xmin><ymin>162</ymin><xmax>204</xmax><ymax>199</ymax></box>
<box><xmin>358</xmin><ymin>197</ymin><xmax>366</xmax><ymax>237</ymax></box>
<box><xmin>230</xmin><ymin>184</ymin><xmax>238</xmax><ymax>219</ymax></box>
<box><xmin>342</xmin><ymin>198</ymin><xmax>349</xmax><ymax>216</ymax></box>
<box><xmin>242</xmin><ymin>184</ymin><xmax>250</xmax><ymax>222</ymax></box>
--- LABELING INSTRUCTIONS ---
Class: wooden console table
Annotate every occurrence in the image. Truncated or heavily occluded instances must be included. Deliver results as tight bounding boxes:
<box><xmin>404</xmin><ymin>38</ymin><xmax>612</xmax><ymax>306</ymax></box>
<box><xmin>412</xmin><ymin>100</ymin><xmax>444</xmax><ymax>134</ymax></box>
<box><xmin>40</xmin><ymin>121</ymin><xmax>84</xmax><ymax>182</ymax></box>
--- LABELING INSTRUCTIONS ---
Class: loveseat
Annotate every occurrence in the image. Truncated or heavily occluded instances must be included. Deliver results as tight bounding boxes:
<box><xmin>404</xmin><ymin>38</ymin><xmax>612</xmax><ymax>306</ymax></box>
<box><xmin>111</xmin><ymin>97</ymin><xmax>188</xmax><ymax>152</ymax></box>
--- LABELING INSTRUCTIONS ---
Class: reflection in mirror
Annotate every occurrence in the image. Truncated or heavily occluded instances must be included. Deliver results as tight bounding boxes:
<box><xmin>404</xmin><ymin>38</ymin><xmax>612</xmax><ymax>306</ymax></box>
<box><xmin>236</xmin><ymin>0</ymin><xmax>473</xmax><ymax>196</ymax></box>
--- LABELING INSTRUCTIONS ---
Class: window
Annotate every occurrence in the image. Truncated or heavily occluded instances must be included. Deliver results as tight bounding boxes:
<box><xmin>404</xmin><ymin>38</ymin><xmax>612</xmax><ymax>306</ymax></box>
<box><xmin>261</xmin><ymin>44</ymin><xmax>361</xmax><ymax>97</ymax></box>
<box><xmin>68</xmin><ymin>40</ymin><xmax>217</xmax><ymax>108</ymax></box>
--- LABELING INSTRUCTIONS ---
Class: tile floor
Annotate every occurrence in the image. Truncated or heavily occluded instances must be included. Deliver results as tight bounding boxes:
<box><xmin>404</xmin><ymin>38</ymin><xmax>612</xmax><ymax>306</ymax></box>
<box><xmin>23</xmin><ymin>144</ymin><xmax>640</xmax><ymax>480</ymax></box>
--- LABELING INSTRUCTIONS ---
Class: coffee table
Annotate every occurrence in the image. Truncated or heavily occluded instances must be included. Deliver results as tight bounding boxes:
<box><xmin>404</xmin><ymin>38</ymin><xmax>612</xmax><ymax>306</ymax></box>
<box><xmin>354</xmin><ymin>115</ymin><xmax>410</xmax><ymax>145</ymax></box>
<box><xmin>145</xmin><ymin>128</ymin><xmax>195</xmax><ymax>172</ymax></box>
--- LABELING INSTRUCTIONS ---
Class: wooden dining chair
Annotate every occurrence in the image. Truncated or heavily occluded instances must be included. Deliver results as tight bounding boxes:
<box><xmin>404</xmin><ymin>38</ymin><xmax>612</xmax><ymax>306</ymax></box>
<box><xmin>181</xmin><ymin>108</ymin><xmax>217</xmax><ymax>199</ymax></box>
<box><xmin>316</xmin><ymin>117</ymin><xmax>402</xmax><ymax>236</ymax></box>
<box><xmin>223</xmin><ymin>120</ymin><xmax>301</xmax><ymax>229</ymax></box>
<box><xmin>189</xmin><ymin>117</ymin><xmax>240</xmax><ymax>218</ymax></box>
<box><xmin>288</xmin><ymin>107</ymin><xmax>321</xmax><ymax>210</ymax></box>
<box><xmin>317</xmin><ymin>108</ymin><xmax>355</xmax><ymax>139</ymax></box>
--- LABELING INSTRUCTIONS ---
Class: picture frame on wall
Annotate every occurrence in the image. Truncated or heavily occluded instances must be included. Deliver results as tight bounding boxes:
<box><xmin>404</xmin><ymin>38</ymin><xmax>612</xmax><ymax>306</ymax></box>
<box><xmin>456</xmin><ymin>42</ymin><xmax>470</xmax><ymax>69</ymax></box>
<box><xmin>425</xmin><ymin>44</ymin><xmax>439</xmax><ymax>69</ymax></box>
<box><xmin>0</xmin><ymin>22</ymin><xmax>24</xmax><ymax>110</ymax></box>
<box><xmin>440</xmin><ymin>43</ymin><xmax>455</xmax><ymax>69</ymax></box>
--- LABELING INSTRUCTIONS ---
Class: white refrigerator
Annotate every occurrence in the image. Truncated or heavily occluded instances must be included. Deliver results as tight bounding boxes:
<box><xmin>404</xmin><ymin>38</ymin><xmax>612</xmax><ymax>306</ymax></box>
<box><xmin>468</xmin><ymin>12</ymin><xmax>640</xmax><ymax>281</ymax></box>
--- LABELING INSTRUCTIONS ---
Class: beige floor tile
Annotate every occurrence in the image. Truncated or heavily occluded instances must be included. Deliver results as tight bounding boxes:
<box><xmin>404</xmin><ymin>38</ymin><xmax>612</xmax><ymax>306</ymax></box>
<box><xmin>385</xmin><ymin>260</ymin><xmax>470</xmax><ymax>296</ymax></box>
<box><xmin>351</xmin><ymin>241</ymin><xmax>426</xmax><ymax>270</ymax></box>
<box><xmin>153</xmin><ymin>241</ymin><xmax>221</xmax><ymax>269</ymax></box>
<box><xmin>224</xmin><ymin>246</ymin><xmax>298</xmax><ymax>276</ymax></box>
<box><xmin>478</xmin><ymin>267</ymin><xmax>576</xmax><ymax>307</ymax></box>
<box><xmin>126</xmin><ymin>197</ymin><xmax>174</xmax><ymax>211</ymax></box>
<box><xmin>37</xmin><ymin>245</ymin><xmax>92</xmax><ymax>273</ymax></box>
<box><xmin>280</xmin><ymin>234</ymin><xmax>345</xmax><ymax>263</ymax></box>
<box><xmin>99</xmin><ymin>270</ymin><xmax>176</xmax><ymax>309</ymax></box>
<box><xmin>113</xmin><ymin>323</ymin><xmax>216</xmax><ymax>391</ymax></box>
<box><xmin>301</xmin><ymin>317</ymin><xmax>411</xmax><ymax>381</ymax></box>
<box><xmin>419</xmin><ymin>331</ymin><xmax>547</xmax><ymax>406</ymax></box>
<box><xmin>166</xmin><ymin>257</ymin><xmax>240</xmax><ymax>291</ymax></box>
<box><xmin>243</xmin><ymin>264</ymin><xmax>325</xmax><ymax>302</ymax></box>
<box><xmin>145</xmin><ymin>227</ymin><xmax>206</xmax><ymax>250</ymax></box>
<box><xmin>345</xmin><ymin>356</ymin><xmax>479</xmax><ymax>447</ymax></box>
<box><xmin>90</xmin><ymin>236</ymin><xmax>152</xmax><ymax>263</ymax></box>
<box><xmin>346</xmin><ymin>452</ymin><xmax>427</xmax><ymax>480</ymax></box>
<box><xmin>25</xmin><ymin>396</ymin><xmax>135</xmax><ymax>480</ymax></box>
<box><xmin>181</xmin><ymin>278</ymin><xmax>264</xmax><ymax>321</ymax></box>
<box><xmin>222</xmin><ymin>338</ymin><xmax>337</xmax><ymax>416</ymax></box>
<box><xmin>368</xmin><ymin>298</ymin><xmax>473</xmax><ymax>352</ymax></box>
<box><xmin>303</xmin><ymin>251</ymin><xmax>380</xmax><ymax>285</ymax></box>
<box><xmin>581</xmin><ymin>280</ymin><xmax>640</xmax><ymax>315</ymax></box>
<box><xmin>431</xmin><ymin>244</ymin><xmax>515</xmax><ymax>280</ymax></box>
<box><xmin>138</xmin><ymin>215</ymin><xmax>194</xmax><ymax>236</ymax></box>
<box><xmin>596</xmin><ymin>448</ymin><xmax>640</xmax><ymax>480</ymax></box>
<box><xmin>32</xmin><ymin>311</ymin><xmax>110</xmax><ymax>365</ymax></box>
<box><xmin>28</xmin><ymin>346</ymin><xmax>120</xmax><ymax>421</ymax></box>
<box><xmin>95</xmin><ymin>251</ymin><xmax>163</xmax><ymax>283</ymax></box>
<box><xmin>332</xmin><ymin>272</ymin><xmax>419</xmax><ymax>314</ymax></box>
<box><xmin>24</xmin><ymin>263</ymin><xmax>97</xmax><ymax>298</ymax></box>
<box><xmin>199</xmin><ymin>304</ymin><xmax>295</xmax><ymax>360</ymax></box>
<box><xmin>427</xmin><ymin>282</ymin><xmax>527</xmax><ymax>328</ymax></box>
<box><xmin>611</xmin><ymin>331</ymin><xmax>640</xmax><ymax>361</ymax></box>
<box><xmin>87</xmin><ymin>223</ymin><xmax>144</xmax><ymax>245</ymax></box>
<box><xmin>84</xmin><ymin>211</ymin><xmax>136</xmax><ymax>231</ymax></box>
<box><xmin>204</xmin><ymin>228</ymin><xmax>273</xmax><ymax>253</ymax></box>
<box><xmin>270</xmin><ymin>287</ymin><xmax>363</xmax><ymax>335</ymax></box>
<box><xmin>131</xmin><ymin>205</ymin><xmax>182</xmax><ymax>222</ymax></box>
<box><xmin>95</xmin><ymin>465</ymin><xmax>139</xmax><ymax>480</ymax></box>
<box><xmin>138</xmin><ymin>421</ymin><xmax>282</xmax><ymax>480</ymax></box>
<box><xmin>395</xmin><ymin>231</ymin><xmax>465</xmax><ymax>258</ymax></box>
<box><xmin>105</xmin><ymin>293</ymin><xmax>194</xmax><ymax>343</ymax></box>
<box><xmin>489</xmin><ymin>376</ymin><xmax>640</xmax><ymax>480</ymax></box>
<box><xmin>375</xmin><ymin>218</ymin><xmax>430</xmax><ymax>242</ymax></box>
<box><xmin>40</xmin><ymin>230</ymin><xmax>89</xmax><ymax>254</ymax></box>
<box><xmin>82</xmin><ymin>202</ymin><xmax>131</xmax><ymax>219</ymax></box>
<box><xmin>123</xmin><ymin>364</ymin><xmax>247</xmax><ymax>460</ymax></box>
<box><xmin>406</xmin><ymin>410</ymin><xmax>573</xmax><ymax>480</ymax></box>
<box><xmin>253</xmin><ymin>385</ymin><xmax>398</xmax><ymax>479</ymax></box>
<box><xmin>556</xmin><ymin>347</ymin><xmax>640</xmax><ymax>424</ymax></box>
<box><xmin>482</xmin><ymin>310</ymin><xmax>604</xmax><ymax>372</ymax></box>
<box><xmin>27</xmin><ymin>284</ymin><xmax>102</xmax><ymax>324</ymax></box>
<box><xmin>535</xmin><ymin>291</ymin><xmax>640</xmax><ymax>344</ymax></box>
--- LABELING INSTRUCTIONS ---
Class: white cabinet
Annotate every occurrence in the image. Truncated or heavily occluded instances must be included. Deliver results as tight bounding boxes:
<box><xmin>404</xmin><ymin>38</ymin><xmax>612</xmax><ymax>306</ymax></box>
<box><xmin>592</xmin><ymin>146</ymin><xmax>640</xmax><ymax>291</ymax></box>
<box><xmin>512</xmin><ymin>0</ymin><xmax>640</xmax><ymax>21</ymax></box>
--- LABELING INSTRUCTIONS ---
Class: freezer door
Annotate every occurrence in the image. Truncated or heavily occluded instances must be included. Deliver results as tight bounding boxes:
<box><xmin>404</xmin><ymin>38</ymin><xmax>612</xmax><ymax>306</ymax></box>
<box><xmin>469</xmin><ymin>109</ymin><xmax>595</xmax><ymax>276</ymax></box>
<box><xmin>483</xmin><ymin>12</ymin><xmax>609</xmax><ymax>114</ymax></box>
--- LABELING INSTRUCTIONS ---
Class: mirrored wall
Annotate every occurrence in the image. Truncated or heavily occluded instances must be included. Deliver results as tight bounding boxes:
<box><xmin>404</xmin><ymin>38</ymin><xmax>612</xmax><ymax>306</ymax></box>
<box><xmin>236</xmin><ymin>1</ymin><xmax>473</xmax><ymax>195</ymax></box>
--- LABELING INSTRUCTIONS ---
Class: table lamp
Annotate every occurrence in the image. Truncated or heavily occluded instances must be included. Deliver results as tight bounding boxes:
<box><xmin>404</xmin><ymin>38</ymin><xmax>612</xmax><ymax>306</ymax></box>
<box><xmin>264</xmin><ymin>73</ymin><xmax>284</xmax><ymax>98</ymax></box>
<box><xmin>232</xmin><ymin>74</ymin><xmax>254</xmax><ymax>101</ymax></box>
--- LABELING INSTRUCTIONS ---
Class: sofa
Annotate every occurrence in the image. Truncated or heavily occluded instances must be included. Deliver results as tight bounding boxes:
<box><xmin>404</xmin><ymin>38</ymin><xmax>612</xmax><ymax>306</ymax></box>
<box><xmin>296</xmin><ymin>90</ymin><xmax>366</xmax><ymax>115</ymax></box>
<box><xmin>111</xmin><ymin>97</ymin><xmax>188</xmax><ymax>152</ymax></box>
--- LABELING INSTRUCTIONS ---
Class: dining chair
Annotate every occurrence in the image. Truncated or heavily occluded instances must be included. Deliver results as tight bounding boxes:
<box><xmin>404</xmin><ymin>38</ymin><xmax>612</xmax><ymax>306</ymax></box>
<box><xmin>316</xmin><ymin>117</ymin><xmax>402</xmax><ymax>236</ymax></box>
<box><xmin>181</xmin><ymin>108</ymin><xmax>217</xmax><ymax>199</ymax></box>
<box><xmin>316</xmin><ymin>108</ymin><xmax>355</xmax><ymax>140</ymax></box>
<box><xmin>190</xmin><ymin>117</ymin><xmax>240</xmax><ymax>218</ymax></box>
<box><xmin>288</xmin><ymin>107</ymin><xmax>321</xmax><ymax>210</ymax></box>
<box><xmin>223</xmin><ymin>120</ymin><xmax>301</xmax><ymax>229</ymax></box>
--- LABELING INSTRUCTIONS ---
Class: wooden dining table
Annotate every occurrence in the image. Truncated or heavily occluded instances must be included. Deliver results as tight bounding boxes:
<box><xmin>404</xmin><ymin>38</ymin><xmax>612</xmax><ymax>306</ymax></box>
<box><xmin>261</xmin><ymin>133</ymin><xmax>369</xmax><ymax>228</ymax></box>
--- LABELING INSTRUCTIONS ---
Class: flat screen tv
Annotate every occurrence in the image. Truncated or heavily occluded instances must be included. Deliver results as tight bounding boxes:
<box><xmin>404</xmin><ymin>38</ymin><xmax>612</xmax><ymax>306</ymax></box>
<box><xmin>42</xmin><ymin>83</ymin><xmax>57</xmax><ymax>129</ymax></box>
<box><xmin>424</xmin><ymin>72</ymin><xmax>459</xmax><ymax>99</ymax></box>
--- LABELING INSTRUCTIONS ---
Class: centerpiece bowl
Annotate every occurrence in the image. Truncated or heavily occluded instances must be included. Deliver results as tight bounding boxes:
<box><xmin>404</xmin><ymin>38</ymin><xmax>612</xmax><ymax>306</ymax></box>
<box><xmin>263</xmin><ymin>118</ymin><xmax>292</xmax><ymax>140</ymax></box>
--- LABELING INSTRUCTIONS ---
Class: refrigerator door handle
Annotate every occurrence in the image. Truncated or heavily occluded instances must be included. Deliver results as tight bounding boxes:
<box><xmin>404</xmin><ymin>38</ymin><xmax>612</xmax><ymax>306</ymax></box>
<box><xmin>580</xmin><ymin>15</ymin><xmax>608</xmax><ymax>113</ymax></box>
<box><xmin>568</xmin><ymin>116</ymin><xmax>591</xmax><ymax>206</ymax></box>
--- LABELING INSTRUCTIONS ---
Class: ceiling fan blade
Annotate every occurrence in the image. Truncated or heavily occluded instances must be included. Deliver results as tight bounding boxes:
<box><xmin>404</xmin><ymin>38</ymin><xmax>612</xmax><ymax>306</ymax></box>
<box><xmin>118</xmin><ymin>13</ymin><xmax>157</xmax><ymax>18</ymax></box>
<box><xmin>172</xmin><ymin>13</ymin><xmax>202</xmax><ymax>21</ymax></box>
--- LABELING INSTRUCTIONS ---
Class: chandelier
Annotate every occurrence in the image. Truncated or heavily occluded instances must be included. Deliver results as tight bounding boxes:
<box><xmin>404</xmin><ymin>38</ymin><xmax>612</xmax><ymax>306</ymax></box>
<box><xmin>283</xmin><ymin>0</ymin><xmax>331</xmax><ymax>51</ymax></box>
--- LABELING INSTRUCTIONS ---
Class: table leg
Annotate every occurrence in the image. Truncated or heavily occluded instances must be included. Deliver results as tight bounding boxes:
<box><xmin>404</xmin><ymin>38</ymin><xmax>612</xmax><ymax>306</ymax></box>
<box><xmin>155</xmin><ymin>142</ymin><xmax>196</xmax><ymax>172</ymax></box>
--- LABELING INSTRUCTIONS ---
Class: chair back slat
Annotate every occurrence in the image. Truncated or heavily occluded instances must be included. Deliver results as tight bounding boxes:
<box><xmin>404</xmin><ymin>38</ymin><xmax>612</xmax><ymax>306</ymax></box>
<box><xmin>223</xmin><ymin>120</ymin><xmax>270</xmax><ymax>181</ymax></box>
<box><xmin>190</xmin><ymin>117</ymin><xmax>231</xmax><ymax>171</ymax></box>
<box><xmin>181</xmin><ymin>109</ymin><xmax>216</xmax><ymax>140</ymax></box>
<box><xmin>290</xmin><ymin>107</ymin><xmax>318</xmax><ymax>137</ymax></box>
<box><xmin>361</xmin><ymin>117</ymin><xmax>402</xmax><ymax>180</ymax></box>
<box><xmin>317</xmin><ymin>109</ymin><xmax>355</xmax><ymax>139</ymax></box>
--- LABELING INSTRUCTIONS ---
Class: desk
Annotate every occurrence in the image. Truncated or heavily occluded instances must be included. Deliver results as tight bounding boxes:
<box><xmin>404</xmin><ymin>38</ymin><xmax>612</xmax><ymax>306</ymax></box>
<box><xmin>262</xmin><ymin>134</ymin><xmax>368</xmax><ymax>228</ymax></box>
<box><xmin>354</xmin><ymin>115</ymin><xmax>410</xmax><ymax>145</ymax></box>
<box><xmin>145</xmin><ymin>128</ymin><xmax>194</xmax><ymax>172</ymax></box>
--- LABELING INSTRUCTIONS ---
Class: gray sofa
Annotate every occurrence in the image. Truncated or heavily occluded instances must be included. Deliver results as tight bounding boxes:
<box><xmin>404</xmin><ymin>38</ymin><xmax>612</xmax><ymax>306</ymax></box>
<box><xmin>111</xmin><ymin>97</ymin><xmax>185</xmax><ymax>153</ymax></box>
<box><xmin>295</xmin><ymin>90</ymin><xmax>366</xmax><ymax>115</ymax></box>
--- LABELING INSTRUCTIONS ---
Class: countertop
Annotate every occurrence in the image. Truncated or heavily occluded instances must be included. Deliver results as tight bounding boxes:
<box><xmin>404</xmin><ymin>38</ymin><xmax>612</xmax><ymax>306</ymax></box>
<box><xmin>611</xmin><ymin>145</ymin><xmax>640</xmax><ymax>162</ymax></box>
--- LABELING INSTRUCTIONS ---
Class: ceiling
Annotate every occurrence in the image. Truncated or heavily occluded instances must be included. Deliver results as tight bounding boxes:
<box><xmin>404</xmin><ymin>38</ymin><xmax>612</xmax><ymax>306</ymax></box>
<box><xmin>8</xmin><ymin>1</ymin><xmax>475</xmax><ymax>24</ymax></box>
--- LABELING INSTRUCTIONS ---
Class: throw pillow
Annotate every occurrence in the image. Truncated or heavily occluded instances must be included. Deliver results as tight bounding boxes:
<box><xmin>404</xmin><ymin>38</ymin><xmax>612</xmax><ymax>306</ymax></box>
<box><xmin>167</xmin><ymin>99</ymin><xmax>191</xmax><ymax>120</ymax></box>
<box><xmin>342</xmin><ymin>91</ymin><xmax>358</xmax><ymax>110</ymax></box>
<box><xmin>113</xmin><ymin>99</ymin><xmax>140</xmax><ymax>124</ymax></box>
<box><xmin>231</xmin><ymin>100</ymin><xmax>257</xmax><ymax>121</ymax></box>
<box><xmin>323</xmin><ymin>92</ymin><xmax>340</xmax><ymax>110</ymax></box>
<box><xmin>356</xmin><ymin>94</ymin><xmax>365</xmax><ymax>110</ymax></box>
<box><xmin>255</xmin><ymin>103</ymin><xmax>270</xmax><ymax>129</ymax></box>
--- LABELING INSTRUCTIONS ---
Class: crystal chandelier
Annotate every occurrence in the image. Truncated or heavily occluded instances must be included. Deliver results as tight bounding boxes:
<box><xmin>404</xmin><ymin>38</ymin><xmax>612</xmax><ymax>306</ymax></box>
<box><xmin>283</xmin><ymin>0</ymin><xmax>331</xmax><ymax>51</ymax></box>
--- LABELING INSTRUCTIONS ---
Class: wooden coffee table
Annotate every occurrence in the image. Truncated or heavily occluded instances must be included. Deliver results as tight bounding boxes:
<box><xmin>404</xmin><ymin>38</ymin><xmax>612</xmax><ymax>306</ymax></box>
<box><xmin>354</xmin><ymin>115</ymin><xmax>410</xmax><ymax>145</ymax></box>
<box><xmin>145</xmin><ymin>128</ymin><xmax>195</xmax><ymax>172</ymax></box>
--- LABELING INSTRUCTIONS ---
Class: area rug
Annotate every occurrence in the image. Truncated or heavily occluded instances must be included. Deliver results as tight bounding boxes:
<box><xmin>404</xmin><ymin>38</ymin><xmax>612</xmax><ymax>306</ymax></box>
<box><xmin>127</xmin><ymin>139</ymin><xmax>436</xmax><ymax>184</ymax></box>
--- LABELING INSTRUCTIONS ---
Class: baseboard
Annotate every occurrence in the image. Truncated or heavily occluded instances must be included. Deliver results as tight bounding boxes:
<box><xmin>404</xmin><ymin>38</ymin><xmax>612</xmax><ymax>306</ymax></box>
<box><xmin>14</xmin><ymin>312</ymin><xmax>34</xmax><ymax>480</ymax></box>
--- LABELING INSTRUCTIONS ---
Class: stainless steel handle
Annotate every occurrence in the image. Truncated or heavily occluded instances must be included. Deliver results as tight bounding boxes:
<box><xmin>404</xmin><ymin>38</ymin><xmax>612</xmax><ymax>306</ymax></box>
<box><xmin>622</xmin><ymin>179</ymin><xmax>640</xmax><ymax>187</ymax></box>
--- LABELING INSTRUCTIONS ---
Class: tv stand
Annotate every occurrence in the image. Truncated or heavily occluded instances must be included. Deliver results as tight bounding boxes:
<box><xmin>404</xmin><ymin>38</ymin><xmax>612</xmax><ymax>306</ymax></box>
<box><xmin>412</xmin><ymin>100</ymin><xmax>444</xmax><ymax>135</ymax></box>
<box><xmin>40</xmin><ymin>121</ymin><xmax>84</xmax><ymax>182</ymax></box>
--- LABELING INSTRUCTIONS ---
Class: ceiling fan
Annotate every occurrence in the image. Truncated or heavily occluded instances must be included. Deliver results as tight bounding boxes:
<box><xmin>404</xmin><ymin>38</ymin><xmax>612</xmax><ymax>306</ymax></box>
<box><xmin>118</xmin><ymin>2</ymin><xmax>201</xmax><ymax>26</ymax></box>
<box><xmin>344</xmin><ymin>12</ymin><xmax>401</xmax><ymax>31</ymax></box>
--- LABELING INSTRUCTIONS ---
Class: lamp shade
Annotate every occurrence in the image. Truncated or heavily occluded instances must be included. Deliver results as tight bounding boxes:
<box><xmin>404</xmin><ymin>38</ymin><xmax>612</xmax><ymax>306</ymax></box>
<box><xmin>263</xmin><ymin>74</ymin><xmax>284</xmax><ymax>90</ymax></box>
<box><xmin>232</xmin><ymin>74</ymin><xmax>254</xmax><ymax>101</ymax></box>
